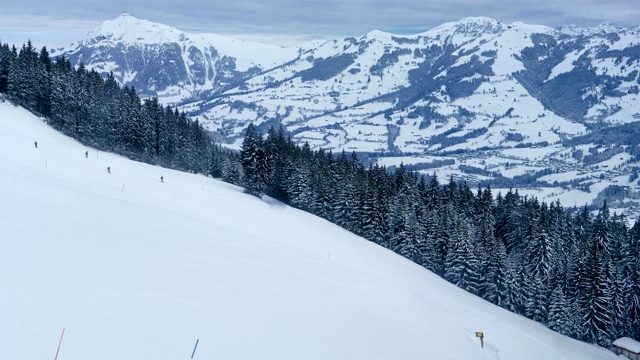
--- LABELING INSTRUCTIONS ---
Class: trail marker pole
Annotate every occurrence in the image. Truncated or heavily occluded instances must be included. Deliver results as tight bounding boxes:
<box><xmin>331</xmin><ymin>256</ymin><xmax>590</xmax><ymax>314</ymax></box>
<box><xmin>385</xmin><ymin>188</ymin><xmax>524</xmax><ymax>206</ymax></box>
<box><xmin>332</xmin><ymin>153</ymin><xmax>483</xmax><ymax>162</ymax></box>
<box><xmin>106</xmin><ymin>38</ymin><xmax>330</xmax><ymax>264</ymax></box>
<box><xmin>54</xmin><ymin>328</ymin><xmax>65</xmax><ymax>360</ymax></box>
<box><xmin>475</xmin><ymin>331</ymin><xmax>484</xmax><ymax>348</ymax></box>
<box><xmin>191</xmin><ymin>339</ymin><xmax>199</xmax><ymax>359</ymax></box>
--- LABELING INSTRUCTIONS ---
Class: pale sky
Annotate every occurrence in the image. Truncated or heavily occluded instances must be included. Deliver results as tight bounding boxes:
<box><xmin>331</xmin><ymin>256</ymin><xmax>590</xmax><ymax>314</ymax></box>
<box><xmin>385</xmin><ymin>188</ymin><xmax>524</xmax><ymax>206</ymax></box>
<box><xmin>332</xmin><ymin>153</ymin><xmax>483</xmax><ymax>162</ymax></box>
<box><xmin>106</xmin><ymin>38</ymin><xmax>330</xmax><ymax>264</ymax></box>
<box><xmin>1</xmin><ymin>0</ymin><xmax>639</xmax><ymax>49</ymax></box>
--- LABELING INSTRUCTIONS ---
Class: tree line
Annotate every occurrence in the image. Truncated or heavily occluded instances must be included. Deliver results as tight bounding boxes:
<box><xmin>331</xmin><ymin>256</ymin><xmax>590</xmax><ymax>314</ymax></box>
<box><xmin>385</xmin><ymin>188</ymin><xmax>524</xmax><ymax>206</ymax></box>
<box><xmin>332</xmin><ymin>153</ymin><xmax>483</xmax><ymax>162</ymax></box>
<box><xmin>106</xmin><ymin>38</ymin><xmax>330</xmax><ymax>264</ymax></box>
<box><xmin>2</xmin><ymin>39</ymin><xmax>639</xmax><ymax>347</ymax></box>
<box><xmin>240</xmin><ymin>121</ymin><xmax>640</xmax><ymax>346</ymax></box>
<box><xmin>0</xmin><ymin>40</ymin><xmax>241</xmax><ymax>176</ymax></box>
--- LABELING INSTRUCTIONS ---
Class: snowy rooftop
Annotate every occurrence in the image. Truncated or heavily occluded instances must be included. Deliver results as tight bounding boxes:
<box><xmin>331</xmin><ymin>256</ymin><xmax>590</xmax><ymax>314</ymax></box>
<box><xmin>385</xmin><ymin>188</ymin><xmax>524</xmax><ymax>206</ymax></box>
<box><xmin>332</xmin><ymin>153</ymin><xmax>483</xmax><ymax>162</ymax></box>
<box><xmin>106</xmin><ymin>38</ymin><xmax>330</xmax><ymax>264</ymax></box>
<box><xmin>613</xmin><ymin>337</ymin><xmax>640</xmax><ymax>353</ymax></box>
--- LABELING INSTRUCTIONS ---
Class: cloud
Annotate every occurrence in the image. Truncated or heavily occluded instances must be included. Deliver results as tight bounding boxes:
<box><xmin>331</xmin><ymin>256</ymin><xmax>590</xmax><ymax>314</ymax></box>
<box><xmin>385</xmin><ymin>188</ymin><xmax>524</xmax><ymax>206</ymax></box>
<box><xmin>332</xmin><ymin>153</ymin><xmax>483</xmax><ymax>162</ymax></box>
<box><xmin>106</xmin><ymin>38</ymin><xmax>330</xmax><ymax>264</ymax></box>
<box><xmin>1</xmin><ymin>0</ymin><xmax>638</xmax><ymax>49</ymax></box>
<box><xmin>0</xmin><ymin>14</ymin><xmax>100</xmax><ymax>49</ymax></box>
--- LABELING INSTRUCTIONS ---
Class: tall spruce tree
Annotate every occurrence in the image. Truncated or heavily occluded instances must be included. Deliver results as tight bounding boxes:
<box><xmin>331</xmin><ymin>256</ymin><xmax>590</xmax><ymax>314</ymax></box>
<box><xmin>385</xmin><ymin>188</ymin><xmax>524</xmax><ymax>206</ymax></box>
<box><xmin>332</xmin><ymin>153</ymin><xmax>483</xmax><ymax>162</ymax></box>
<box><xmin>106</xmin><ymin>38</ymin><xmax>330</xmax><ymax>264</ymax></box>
<box><xmin>264</xmin><ymin>126</ymin><xmax>290</xmax><ymax>202</ymax></box>
<box><xmin>579</xmin><ymin>241</ymin><xmax>612</xmax><ymax>345</ymax></box>
<box><xmin>0</xmin><ymin>43</ymin><xmax>16</xmax><ymax>93</ymax></box>
<box><xmin>445</xmin><ymin>215</ymin><xmax>481</xmax><ymax>295</ymax></box>
<box><xmin>547</xmin><ymin>283</ymin><xmax>571</xmax><ymax>334</ymax></box>
<box><xmin>240</xmin><ymin>123</ymin><xmax>268</xmax><ymax>197</ymax></box>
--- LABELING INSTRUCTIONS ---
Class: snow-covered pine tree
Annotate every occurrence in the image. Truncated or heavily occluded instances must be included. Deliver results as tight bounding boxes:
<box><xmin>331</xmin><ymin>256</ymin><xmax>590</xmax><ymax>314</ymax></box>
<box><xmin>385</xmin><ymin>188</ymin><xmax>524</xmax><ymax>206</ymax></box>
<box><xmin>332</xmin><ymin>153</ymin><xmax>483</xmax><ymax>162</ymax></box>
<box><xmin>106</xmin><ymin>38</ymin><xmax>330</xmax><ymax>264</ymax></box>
<box><xmin>240</xmin><ymin>123</ymin><xmax>268</xmax><ymax>197</ymax></box>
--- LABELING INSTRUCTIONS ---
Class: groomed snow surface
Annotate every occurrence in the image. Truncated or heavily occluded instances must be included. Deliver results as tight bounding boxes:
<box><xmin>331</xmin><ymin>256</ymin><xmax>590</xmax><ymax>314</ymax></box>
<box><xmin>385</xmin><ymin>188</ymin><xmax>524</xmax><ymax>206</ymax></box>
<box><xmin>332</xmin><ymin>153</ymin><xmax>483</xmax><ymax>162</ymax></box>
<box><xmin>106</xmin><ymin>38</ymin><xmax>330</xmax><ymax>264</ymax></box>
<box><xmin>0</xmin><ymin>100</ymin><xmax>617</xmax><ymax>359</ymax></box>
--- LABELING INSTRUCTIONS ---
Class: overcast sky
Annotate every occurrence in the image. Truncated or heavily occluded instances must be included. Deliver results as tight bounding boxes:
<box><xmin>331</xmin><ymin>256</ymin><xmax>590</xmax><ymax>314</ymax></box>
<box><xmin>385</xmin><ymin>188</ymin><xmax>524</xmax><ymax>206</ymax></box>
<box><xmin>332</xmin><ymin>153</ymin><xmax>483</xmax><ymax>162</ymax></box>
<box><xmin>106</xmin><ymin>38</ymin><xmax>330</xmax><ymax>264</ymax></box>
<box><xmin>1</xmin><ymin>0</ymin><xmax>639</xmax><ymax>49</ymax></box>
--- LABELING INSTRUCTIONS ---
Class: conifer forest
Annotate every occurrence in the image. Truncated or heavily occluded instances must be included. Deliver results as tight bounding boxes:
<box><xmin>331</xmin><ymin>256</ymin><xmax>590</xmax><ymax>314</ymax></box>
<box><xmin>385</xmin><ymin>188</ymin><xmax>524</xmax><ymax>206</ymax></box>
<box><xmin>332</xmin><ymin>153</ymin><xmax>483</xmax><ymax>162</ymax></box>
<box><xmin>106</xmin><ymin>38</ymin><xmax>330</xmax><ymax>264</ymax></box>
<box><xmin>1</xmin><ymin>40</ymin><xmax>639</xmax><ymax>347</ymax></box>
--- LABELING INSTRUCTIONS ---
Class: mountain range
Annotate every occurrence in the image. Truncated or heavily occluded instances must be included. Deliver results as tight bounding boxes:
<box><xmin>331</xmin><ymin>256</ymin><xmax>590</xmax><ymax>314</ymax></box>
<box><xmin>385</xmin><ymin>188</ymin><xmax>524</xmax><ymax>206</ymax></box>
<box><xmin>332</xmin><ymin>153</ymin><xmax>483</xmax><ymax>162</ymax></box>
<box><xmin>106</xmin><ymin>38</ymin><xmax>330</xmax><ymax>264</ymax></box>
<box><xmin>55</xmin><ymin>14</ymin><xmax>640</xmax><ymax>218</ymax></box>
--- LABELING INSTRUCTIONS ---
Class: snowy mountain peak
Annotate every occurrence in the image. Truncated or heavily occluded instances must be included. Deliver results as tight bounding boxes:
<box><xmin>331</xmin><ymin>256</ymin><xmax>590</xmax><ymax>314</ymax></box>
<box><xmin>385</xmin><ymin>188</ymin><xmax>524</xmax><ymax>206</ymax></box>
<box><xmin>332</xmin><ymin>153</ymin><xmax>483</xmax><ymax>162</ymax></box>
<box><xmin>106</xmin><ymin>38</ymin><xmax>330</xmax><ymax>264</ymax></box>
<box><xmin>450</xmin><ymin>16</ymin><xmax>504</xmax><ymax>35</ymax></box>
<box><xmin>424</xmin><ymin>17</ymin><xmax>505</xmax><ymax>43</ymax></box>
<box><xmin>61</xmin><ymin>14</ymin><xmax>302</xmax><ymax>103</ymax></box>
<box><xmin>593</xmin><ymin>21</ymin><xmax>625</xmax><ymax>33</ymax></box>
<box><xmin>81</xmin><ymin>13</ymin><xmax>185</xmax><ymax>46</ymax></box>
<box><xmin>555</xmin><ymin>24</ymin><xmax>585</xmax><ymax>36</ymax></box>
<box><xmin>366</xmin><ymin>29</ymin><xmax>392</xmax><ymax>38</ymax></box>
<box><xmin>457</xmin><ymin>16</ymin><xmax>503</xmax><ymax>28</ymax></box>
<box><xmin>361</xmin><ymin>29</ymin><xmax>396</xmax><ymax>42</ymax></box>
<box><xmin>556</xmin><ymin>22</ymin><xmax>626</xmax><ymax>36</ymax></box>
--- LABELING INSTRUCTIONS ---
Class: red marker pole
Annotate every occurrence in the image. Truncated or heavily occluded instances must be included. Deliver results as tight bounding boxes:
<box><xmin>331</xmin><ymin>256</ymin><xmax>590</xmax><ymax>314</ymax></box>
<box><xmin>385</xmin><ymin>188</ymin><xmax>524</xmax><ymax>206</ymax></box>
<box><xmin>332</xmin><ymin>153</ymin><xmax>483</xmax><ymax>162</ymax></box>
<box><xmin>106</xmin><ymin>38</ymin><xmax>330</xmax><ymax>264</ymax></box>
<box><xmin>54</xmin><ymin>328</ymin><xmax>65</xmax><ymax>360</ymax></box>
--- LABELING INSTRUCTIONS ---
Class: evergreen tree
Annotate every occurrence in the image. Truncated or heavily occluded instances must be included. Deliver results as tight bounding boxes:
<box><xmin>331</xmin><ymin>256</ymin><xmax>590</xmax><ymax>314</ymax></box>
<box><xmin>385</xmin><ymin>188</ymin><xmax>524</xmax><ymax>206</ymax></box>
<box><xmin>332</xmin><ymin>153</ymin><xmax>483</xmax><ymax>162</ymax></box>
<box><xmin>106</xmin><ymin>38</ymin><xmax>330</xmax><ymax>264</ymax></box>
<box><xmin>221</xmin><ymin>152</ymin><xmax>243</xmax><ymax>185</ymax></box>
<box><xmin>331</xmin><ymin>152</ymin><xmax>360</xmax><ymax>232</ymax></box>
<box><xmin>547</xmin><ymin>283</ymin><xmax>571</xmax><ymax>334</ymax></box>
<box><xmin>7</xmin><ymin>41</ymin><xmax>38</xmax><ymax>110</ymax></box>
<box><xmin>592</xmin><ymin>201</ymin><xmax>613</xmax><ymax>256</ymax></box>
<box><xmin>49</xmin><ymin>58</ymin><xmax>72</xmax><ymax>133</ymax></box>
<box><xmin>0</xmin><ymin>43</ymin><xmax>16</xmax><ymax>93</ymax></box>
<box><xmin>264</xmin><ymin>126</ymin><xmax>290</xmax><ymax>202</ymax></box>
<box><xmin>158</xmin><ymin>104</ymin><xmax>177</xmax><ymax>166</ymax></box>
<box><xmin>529</xmin><ymin>275</ymin><xmax>548</xmax><ymax>324</ymax></box>
<box><xmin>495</xmin><ymin>189</ymin><xmax>524</xmax><ymax>254</ymax></box>
<box><xmin>524</xmin><ymin>202</ymin><xmax>554</xmax><ymax>320</ymax></box>
<box><xmin>494</xmin><ymin>240</ymin><xmax>511</xmax><ymax>309</ymax></box>
<box><xmin>240</xmin><ymin>123</ymin><xmax>268</xmax><ymax>197</ymax></box>
<box><xmin>579</xmin><ymin>242</ymin><xmax>612</xmax><ymax>345</ymax></box>
<box><xmin>360</xmin><ymin>165</ymin><xmax>390</xmax><ymax>246</ymax></box>
<box><xmin>608</xmin><ymin>213</ymin><xmax>633</xmax><ymax>339</ymax></box>
<box><xmin>288</xmin><ymin>143</ymin><xmax>314</xmax><ymax>211</ymax></box>
<box><xmin>422</xmin><ymin>176</ymin><xmax>446</xmax><ymax>276</ymax></box>
<box><xmin>630</xmin><ymin>222</ymin><xmax>640</xmax><ymax>339</ymax></box>
<box><xmin>389</xmin><ymin>164</ymin><xmax>422</xmax><ymax>260</ymax></box>
<box><xmin>445</xmin><ymin>215</ymin><xmax>481</xmax><ymax>295</ymax></box>
<box><xmin>502</xmin><ymin>254</ymin><xmax>524</xmax><ymax>314</ymax></box>
<box><xmin>474</xmin><ymin>187</ymin><xmax>498</xmax><ymax>302</ymax></box>
<box><xmin>309</xmin><ymin>149</ymin><xmax>335</xmax><ymax>220</ymax></box>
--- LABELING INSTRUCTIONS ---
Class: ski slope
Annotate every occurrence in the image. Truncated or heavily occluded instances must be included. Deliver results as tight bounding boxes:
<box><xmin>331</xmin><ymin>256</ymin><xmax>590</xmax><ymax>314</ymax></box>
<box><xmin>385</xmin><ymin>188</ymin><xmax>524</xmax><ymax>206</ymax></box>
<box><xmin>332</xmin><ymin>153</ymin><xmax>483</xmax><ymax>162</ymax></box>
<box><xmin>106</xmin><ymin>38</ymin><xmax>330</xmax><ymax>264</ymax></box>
<box><xmin>0</xmin><ymin>100</ymin><xmax>617</xmax><ymax>359</ymax></box>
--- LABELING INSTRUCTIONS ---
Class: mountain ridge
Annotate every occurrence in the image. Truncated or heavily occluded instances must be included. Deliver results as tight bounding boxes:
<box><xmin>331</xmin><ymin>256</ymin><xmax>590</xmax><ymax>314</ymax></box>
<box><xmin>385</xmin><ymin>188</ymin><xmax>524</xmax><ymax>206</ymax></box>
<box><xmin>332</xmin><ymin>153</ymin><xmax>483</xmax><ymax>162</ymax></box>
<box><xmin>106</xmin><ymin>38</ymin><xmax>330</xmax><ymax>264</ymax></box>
<box><xmin>58</xmin><ymin>13</ymin><xmax>302</xmax><ymax>103</ymax></box>
<box><xmin>57</xmin><ymin>14</ymin><xmax>640</xmax><ymax>219</ymax></box>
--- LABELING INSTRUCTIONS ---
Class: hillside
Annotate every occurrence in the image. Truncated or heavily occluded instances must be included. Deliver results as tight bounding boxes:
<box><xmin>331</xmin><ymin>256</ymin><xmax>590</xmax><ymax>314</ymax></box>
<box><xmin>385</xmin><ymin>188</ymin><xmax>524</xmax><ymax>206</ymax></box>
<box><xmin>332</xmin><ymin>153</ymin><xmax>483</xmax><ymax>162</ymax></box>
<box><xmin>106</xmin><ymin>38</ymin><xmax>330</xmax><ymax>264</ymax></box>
<box><xmin>0</xmin><ymin>100</ymin><xmax>619</xmax><ymax>359</ymax></box>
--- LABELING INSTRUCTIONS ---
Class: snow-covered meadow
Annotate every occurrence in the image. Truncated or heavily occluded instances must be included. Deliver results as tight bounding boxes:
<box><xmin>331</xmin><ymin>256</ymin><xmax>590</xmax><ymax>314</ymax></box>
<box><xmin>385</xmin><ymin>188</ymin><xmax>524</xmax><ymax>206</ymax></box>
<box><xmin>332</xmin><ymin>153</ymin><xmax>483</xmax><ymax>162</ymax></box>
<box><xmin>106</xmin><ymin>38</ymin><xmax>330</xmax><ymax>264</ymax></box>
<box><xmin>0</xmin><ymin>100</ymin><xmax>617</xmax><ymax>359</ymax></box>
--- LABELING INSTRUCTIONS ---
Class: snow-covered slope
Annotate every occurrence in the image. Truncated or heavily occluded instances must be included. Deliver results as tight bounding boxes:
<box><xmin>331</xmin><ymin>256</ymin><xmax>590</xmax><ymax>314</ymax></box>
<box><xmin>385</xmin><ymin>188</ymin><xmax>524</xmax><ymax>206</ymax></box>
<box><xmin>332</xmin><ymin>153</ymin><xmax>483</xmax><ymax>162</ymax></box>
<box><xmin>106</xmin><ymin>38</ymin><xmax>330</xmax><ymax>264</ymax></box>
<box><xmin>0</xmin><ymin>100</ymin><xmax>618</xmax><ymax>359</ymax></box>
